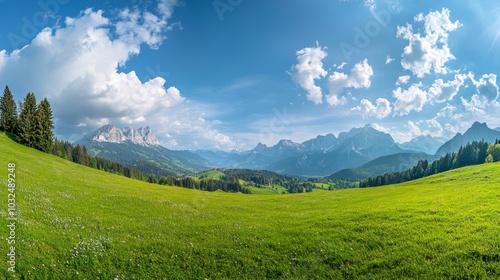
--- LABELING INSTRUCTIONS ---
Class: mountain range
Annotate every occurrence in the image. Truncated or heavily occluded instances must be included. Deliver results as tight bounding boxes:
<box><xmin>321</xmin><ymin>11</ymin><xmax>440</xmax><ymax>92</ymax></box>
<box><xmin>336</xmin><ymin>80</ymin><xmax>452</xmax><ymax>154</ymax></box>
<box><xmin>83</xmin><ymin>124</ymin><xmax>161</xmax><ymax>147</ymax></box>
<box><xmin>75</xmin><ymin>122</ymin><xmax>500</xmax><ymax>178</ymax></box>
<box><xmin>329</xmin><ymin>152</ymin><xmax>438</xmax><ymax>181</ymax></box>
<box><xmin>435</xmin><ymin>122</ymin><xmax>500</xmax><ymax>156</ymax></box>
<box><xmin>398</xmin><ymin>135</ymin><xmax>447</xmax><ymax>154</ymax></box>
<box><xmin>76</xmin><ymin>125</ymin><xmax>211</xmax><ymax>175</ymax></box>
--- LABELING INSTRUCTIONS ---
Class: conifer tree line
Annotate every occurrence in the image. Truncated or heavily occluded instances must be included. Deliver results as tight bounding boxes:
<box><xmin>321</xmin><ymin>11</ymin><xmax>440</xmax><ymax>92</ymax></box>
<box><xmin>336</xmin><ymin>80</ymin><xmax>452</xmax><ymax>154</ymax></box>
<box><xmin>155</xmin><ymin>175</ymin><xmax>252</xmax><ymax>194</ymax></box>
<box><xmin>360</xmin><ymin>140</ymin><xmax>500</xmax><ymax>188</ymax></box>
<box><xmin>0</xmin><ymin>86</ymin><xmax>253</xmax><ymax>194</ymax></box>
<box><xmin>0</xmin><ymin>85</ymin><xmax>148</xmax><ymax>180</ymax></box>
<box><xmin>0</xmin><ymin>86</ymin><xmax>54</xmax><ymax>153</ymax></box>
<box><xmin>51</xmin><ymin>138</ymin><xmax>148</xmax><ymax>180</ymax></box>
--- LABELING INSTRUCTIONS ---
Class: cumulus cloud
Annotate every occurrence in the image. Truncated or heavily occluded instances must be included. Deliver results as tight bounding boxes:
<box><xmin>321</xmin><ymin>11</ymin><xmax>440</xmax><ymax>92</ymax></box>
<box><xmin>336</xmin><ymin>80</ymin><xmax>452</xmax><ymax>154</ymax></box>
<box><xmin>352</xmin><ymin>98</ymin><xmax>391</xmax><ymax>119</ymax></box>
<box><xmin>397</xmin><ymin>8</ymin><xmax>461</xmax><ymax>77</ymax></box>
<box><xmin>326</xmin><ymin>94</ymin><xmax>347</xmax><ymax>107</ymax></box>
<box><xmin>406</xmin><ymin>120</ymin><xmax>422</xmax><ymax>137</ymax></box>
<box><xmin>388</xmin><ymin>103</ymin><xmax>466</xmax><ymax>143</ymax></box>
<box><xmin>417</xmin><ymin>119</ymin><xmax>444</xmax><ymax>135</ymax></box>
<box><xmin>429</xmin><ymin>73</ymin><xmax>467</xmax><ymax>103</ymax></box>
<box><xmin>436</xmin><ymin>104</ymin><xmax>462</xmax><ymax>120</ymax></box>
<box><xmin>0</xmin><ymin>2</ymin><xmax>235</xmax><ymax>150</ymax></box>
<box><xmin>157</xmin><ymin>103</ymin><xmax>237</xmax><ymax>150</ymax></box>
<box><xmin>460</xmin><ymin>72</ymin><xmax>500</xmax><ymax>114</ymax></box>
<box><xmin>419</xmin><ymin>104</ymin><xmax>464</xmax><ymax>139</ymax></box>
<box><xmin>392</xmin><ymin>82</ymin><xmax>428</xmax><ymax>116</ymax></box>
<box><xmin>327</xmin><ymin>59</ymin><xmax>373</xmax><ymax>106</ymax></box>
<box><xmin>468</xmin><ymin>72</ymin><xmax>499</xmax><ymax>101</ymax></box>
<box><xmin>402</xmin><ymin>119</ymin><xmax>443</xmax><ymax>141</ymax></box>
<box><xmin>290</xmin><ymin>44</ymin><xmax>328</xmax><ymax>104</ymax></box>
<box><xmin>395</xmin><ymin>75</ymin><xmax>410</xmax><ymax>86</ymax></box>
<box><xmin>461</xmin><ymin>94</ymin><xmax>488</xmax><ymax>115</ymax></box>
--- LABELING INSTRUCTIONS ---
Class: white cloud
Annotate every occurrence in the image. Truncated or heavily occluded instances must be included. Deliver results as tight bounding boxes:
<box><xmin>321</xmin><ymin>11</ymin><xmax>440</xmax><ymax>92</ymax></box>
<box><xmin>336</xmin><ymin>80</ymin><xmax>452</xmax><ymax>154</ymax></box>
<box><xmin>468</xmin><ymin>72</ymin><xmax>499</xmax><ymax>101</ymax></box>
<box><xmin>397</xmin><ymin>8</ymin><xmax>461</xmax><ymax>77</ymax></box>
<box><xmin>429</xmin><ymin>73</ymin><xmax>467</xmax><ymax>103</ymax></box>
<box><xmin>352</xmin><ymin>98</ymin><xmax>392</xmax><ymax>119</ymax></box>
<box><xmin>390</xmin><ymin>120</ymin><xmax>424</xmax><ymax>143</ymax></box>
<box><xmin>417</xmin><ymin>119</ymin><xmax>444</xmax><ymax>135</ymax></box>
<box><xmin>426</xmin><ymin>103</ymin><xmax>465</xmax><ymax>138</ymax></box>
<box><xmin>327</xmin><ymin>58</ymin><xmax>373</xmax><ymax>106</ymax></box>
<box><xmin>158</xmin><ymin>0</ymin><xmax>179</xmax><ymax>19</ymax></box>
<box><xmin>399</xmin><ymin>119</ymin><xmax>443</xmax><ymax>142</ymax></box>
<box><xmin>395</xmin><ymin>75</ymin><xmax>410</xmax><ymax>86</ymax></box>
<box><xmin>0</xmin><ymin>2</ymin><xmax>235</xmax><ymax>150</ymax></box>
<box><xmin>460</xmin><ymin>72</ymin><xmax>500</xmax><ymax>115</ymax></box>
<box><xmin>385</xmin><ymin>55</ymin><xmax>394</xmax><ymax>64</ymax></box>
<box><xmin>365</xmin><ymin>0</ymin><xmax>376</xmax><ymax>12</ymax></box>
<box><xmin>392</xmin><ymin>83</ymin><xmax>428</xmax><ymax>116</ymax></box>
<box><xmin>157</xmin><ymin>105</ymin><xmax>237</xmax><ymax>150</ymax></box>
<box><xmin>436</xmin><ymin>104</ymin><xmax>461</xmax><ymax>120</ymax></box>
<box><xmin>336</xmin><ymin>62</ymin><xmax>348</xmax><ymax>70</ymax></box>
<box><xmin>390</xmin><ymin>103</ymin><xmax>466</xmax><ymax>143</ymax></box>
<box><xmin>326</xmin><ymin>94</ymin><xmax>347</xmax><ymax>107</ymax></box>
<box><xmin>461</xmin><ymin>94</ymin><xmax>488</xmax><ymax>115</ymax></box>
<box><xmin>407</xmin><ymin>120</ymin><xmax>422</xmax><ymax>136</ymax></box>
<box><xmin>290</xmin><ymin>44</ymin><xmax>328</xmax><ymax>104</ymax></box>
<box><xmin>369</xmin><ymin>123</ymin><xmax>390</xmax><ymax>134</ymax></box>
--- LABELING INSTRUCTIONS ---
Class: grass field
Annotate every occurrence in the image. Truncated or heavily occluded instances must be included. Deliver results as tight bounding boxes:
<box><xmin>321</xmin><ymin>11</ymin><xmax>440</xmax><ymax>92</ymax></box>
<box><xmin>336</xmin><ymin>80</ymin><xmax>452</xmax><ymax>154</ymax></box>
<box><xmin>1</xmin><ymin>132</ymin><xmax>500</xmax><ymax>279</ymax></box>
<box><xmin>248</xmin><ymin>186</ymin><xmax>278</xmax><ymax>195</ymax></box>
<box><xmin>195</xmin><ymin>170</ymin><xmax>225</xmax><ymax>180</ymax></box>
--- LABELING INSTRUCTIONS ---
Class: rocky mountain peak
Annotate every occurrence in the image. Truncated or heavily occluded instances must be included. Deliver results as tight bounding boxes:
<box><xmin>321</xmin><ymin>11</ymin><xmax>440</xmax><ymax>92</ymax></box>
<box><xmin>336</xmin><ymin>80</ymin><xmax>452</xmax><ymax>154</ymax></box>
<box><xmin>85</xmin><ymin>124</ymin><xmax>160</xmax><ymax>147</ymax></box>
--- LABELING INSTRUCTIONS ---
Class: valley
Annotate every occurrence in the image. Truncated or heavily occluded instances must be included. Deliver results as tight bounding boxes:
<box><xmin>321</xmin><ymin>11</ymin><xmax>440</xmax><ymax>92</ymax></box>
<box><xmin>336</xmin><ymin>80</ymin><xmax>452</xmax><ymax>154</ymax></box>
<box><xmin>2</xmin><ymin>1</ymin><xmax>500</xmax><ymax>279</ymax></box>
<box><xmin>1</xmin><ymin>132</ymin><xmax>499</xmax><ymax>278</ymax></box>
<box><xmin>78</xmin><ymin>121</ymin><xmax>500</xmax><ymax>181</ymax></box>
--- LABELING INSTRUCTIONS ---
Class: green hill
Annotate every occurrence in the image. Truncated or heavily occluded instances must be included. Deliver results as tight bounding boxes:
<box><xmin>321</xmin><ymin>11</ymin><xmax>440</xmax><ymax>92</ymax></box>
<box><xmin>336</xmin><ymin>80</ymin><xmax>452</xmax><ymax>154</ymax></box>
<box><xmin>330</xmin><ymin>152</ymin><xmax>438</xmax><ymax>181</ymax></box>
<box><xmin>196</xmin><ymin>169</ymin><xmax>225</xmax><ymax>180</ymax></box>
<box><xmin>1</xmin><ymin>132</ymin><xmax>499</xmax><ymax>279</ymax></box>
<box><xmin>76</xmin><ymin>140</ymin><xmax>211</xmax><ymax>176</ymax></box>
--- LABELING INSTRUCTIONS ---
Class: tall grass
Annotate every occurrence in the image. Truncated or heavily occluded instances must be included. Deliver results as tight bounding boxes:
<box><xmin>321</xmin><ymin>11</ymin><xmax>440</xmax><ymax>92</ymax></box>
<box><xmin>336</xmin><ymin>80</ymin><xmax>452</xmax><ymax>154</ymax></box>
<box><xmin>0</xmin><ymin>132</ymin><xmax>499</xmax><ymax>279</ymax></box>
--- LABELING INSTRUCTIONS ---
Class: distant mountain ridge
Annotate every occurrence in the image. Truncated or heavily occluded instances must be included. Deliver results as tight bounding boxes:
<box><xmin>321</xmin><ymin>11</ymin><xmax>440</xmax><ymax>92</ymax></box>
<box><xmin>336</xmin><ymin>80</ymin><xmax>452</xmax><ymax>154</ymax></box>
<box><xmin>435</xmin><ymin>122</ymin><xmax>500</xmax><ymax>156</ymax></box>
<box><xmin>76</xmin><ymin>122</ymin><xmax>500</xmax><ymax>178</ymax></box>
<box><xmin>76</xmin><ymin>125</ymin><xmax>210</xmax><ymax>175</ymax></box>
<box><xmin>329</xmin><ymin>152</ymin><xmax>438</xmax><ymax>181</ymax></box>
<box><xmin>195</xmin><ymin>124</ymin><xmax>403</xmax><ymax>176</ymax></box>
<box><xmin>267</xmin><ymin>125</ymin><xmax>403</xmax><ymax>176</ymax></box>
<box><xmin>399</xmin><ymin>135</ymin><xmax>447</xmax><ymax>155</ymax></box>
<box><xmin>83</xmin><ymin>124</ymin><xmax>160</xmax><ymax>147</ymax></box>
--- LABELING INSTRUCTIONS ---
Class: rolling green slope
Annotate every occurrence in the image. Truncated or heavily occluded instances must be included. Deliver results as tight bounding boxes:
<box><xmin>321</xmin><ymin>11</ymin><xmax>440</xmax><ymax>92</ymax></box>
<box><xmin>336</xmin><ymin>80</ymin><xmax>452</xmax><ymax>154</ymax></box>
<box><xmin>77</xmin><ymin>140</ymin><xmax>211</xmax><ymax>176</ymax></box>
<box><xmin>1</xmin><ymin>132</ymin><xmax>499</xmax><ymax>279</ymax></box>
<box><xmin>330</xmin><ymin>152</ymin><xmax>438</xmax><ymax>181</ymax></box>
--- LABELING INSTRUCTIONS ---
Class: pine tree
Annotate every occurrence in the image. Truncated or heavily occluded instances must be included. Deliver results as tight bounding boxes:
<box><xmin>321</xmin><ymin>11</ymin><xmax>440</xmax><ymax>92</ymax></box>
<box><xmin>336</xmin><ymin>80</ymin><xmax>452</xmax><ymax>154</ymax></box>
<box><xmin>18</xmin><ymin>93</ymin><xmax>37</xmax><ymax>147</ymax></box>
<box><xmin>34</xmin><ymin>98</ymin><xmax>54</xmax><ymax>153</ymax></box>
<box><xmin>72</xmin><ymin>144</ymin><xmax>85</xmax><ymax>164</ymax></box>
<box><xmin>0</xmin><ymin>86</ymin><xmax>18</xmax><ymax>133</ymax></box>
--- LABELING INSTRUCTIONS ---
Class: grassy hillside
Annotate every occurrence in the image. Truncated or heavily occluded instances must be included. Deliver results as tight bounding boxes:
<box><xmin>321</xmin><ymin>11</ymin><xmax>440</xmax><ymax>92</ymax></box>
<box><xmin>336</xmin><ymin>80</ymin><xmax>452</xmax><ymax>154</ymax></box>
<box><xmin>196</xmin><ymin>169</ymin><xmax>225</xmax><ymax>180</ymax></box>
<box><xmin>330</xmin><ymin>152</ymin><xmax>437</xmax><ymax>181</ymax></box>
<box><xmin>1</xmin><ymin>132</ymin><xmax>499</xmax><ymax>279</ymax></box>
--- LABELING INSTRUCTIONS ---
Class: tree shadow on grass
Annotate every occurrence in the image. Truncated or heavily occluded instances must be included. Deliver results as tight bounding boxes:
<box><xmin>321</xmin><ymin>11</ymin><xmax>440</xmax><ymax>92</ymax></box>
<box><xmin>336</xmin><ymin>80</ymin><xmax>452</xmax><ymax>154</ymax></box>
<box><xmin>2</xmin><ymin>131</ymin><xmax>19</xmax><ymax>143</ymax></box>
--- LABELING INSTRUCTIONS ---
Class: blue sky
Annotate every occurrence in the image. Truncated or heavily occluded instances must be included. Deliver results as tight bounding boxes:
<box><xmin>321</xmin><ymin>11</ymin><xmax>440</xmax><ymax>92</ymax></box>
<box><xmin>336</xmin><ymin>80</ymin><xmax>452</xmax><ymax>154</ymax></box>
<box><xmin>0</xmin><ymin>0</ymin><xmax>500</xmax><ymax>150</ymax></box>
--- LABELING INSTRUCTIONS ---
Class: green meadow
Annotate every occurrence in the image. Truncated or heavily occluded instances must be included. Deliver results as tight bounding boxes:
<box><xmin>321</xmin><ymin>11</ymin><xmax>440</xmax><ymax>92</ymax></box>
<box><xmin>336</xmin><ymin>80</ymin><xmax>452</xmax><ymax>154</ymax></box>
<box><xmin>195</xmin><ymin>170</ymin><xmax>226</xmax><ymax>181</ymax></box>
<box><xmin>1</xmin><ymin>132</ymin><xmax>499</xmax><ymax>279</ymax></box>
